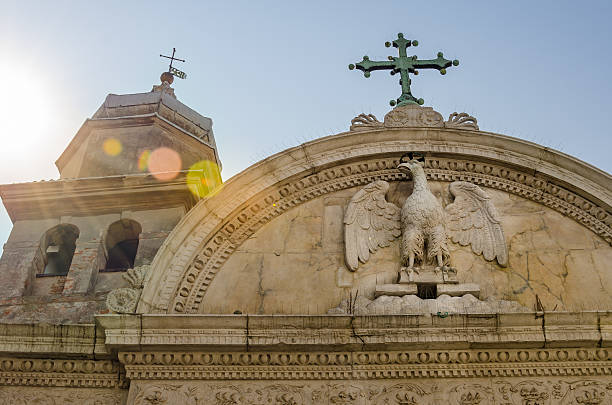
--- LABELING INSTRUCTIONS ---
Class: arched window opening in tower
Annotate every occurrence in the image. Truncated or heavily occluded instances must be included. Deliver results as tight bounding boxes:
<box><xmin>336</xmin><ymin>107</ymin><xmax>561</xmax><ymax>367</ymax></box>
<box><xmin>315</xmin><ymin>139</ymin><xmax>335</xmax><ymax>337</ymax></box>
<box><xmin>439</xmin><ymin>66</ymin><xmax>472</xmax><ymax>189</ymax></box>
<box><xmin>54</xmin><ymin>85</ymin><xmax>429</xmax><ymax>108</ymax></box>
<box><xmin>39</xmin><ymin>224</ymin><xmax>80</xmax><ymax>276</ymax></box>
<box><xmin>104</xmin><ymin>219</ymin><xmax>142</xmax><ymax>271</ymax></box>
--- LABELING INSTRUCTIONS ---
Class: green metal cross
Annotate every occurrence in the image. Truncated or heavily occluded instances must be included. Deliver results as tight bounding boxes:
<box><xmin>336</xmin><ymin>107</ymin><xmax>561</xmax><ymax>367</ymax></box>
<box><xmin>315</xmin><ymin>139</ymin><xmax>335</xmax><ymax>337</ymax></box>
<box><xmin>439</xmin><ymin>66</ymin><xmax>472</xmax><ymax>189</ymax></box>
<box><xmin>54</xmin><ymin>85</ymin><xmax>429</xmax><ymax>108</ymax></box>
<box><xmin>349</xmin><ymin>33</ymin><xmax>459</xmax><ymax>107</ymax></box>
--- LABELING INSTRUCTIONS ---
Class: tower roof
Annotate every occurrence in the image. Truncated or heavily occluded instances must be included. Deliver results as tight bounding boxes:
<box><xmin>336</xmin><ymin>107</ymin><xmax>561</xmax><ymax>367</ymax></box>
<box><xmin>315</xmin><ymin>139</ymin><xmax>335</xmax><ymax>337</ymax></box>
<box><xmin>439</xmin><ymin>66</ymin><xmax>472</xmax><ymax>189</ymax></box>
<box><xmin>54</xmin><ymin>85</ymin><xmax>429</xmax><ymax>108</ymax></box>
<box><xmin>55</xmin><ymin>80</ymin><xmax>220</xmax><ymax>179</ymax></box>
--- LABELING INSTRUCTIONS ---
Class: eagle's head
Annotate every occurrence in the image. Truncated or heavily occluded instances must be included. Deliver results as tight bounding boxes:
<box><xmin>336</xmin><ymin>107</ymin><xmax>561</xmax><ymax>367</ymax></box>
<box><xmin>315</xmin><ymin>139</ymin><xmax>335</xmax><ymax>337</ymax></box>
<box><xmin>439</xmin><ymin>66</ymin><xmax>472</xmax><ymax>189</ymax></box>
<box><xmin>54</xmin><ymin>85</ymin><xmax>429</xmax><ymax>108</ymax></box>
<box><xmin>398</xmin><ymin>153</ymin><xmax>425</xmax><ymax>179</ymax></box>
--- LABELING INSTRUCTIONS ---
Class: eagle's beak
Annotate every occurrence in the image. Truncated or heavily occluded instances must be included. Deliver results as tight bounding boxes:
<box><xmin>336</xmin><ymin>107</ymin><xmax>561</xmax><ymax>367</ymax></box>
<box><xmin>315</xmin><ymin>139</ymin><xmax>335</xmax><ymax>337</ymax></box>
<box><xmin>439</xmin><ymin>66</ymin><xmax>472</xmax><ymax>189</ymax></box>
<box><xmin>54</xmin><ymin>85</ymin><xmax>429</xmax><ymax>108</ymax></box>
<box><xmin>397</xmin><ymin>163</ymin><xmax>411</xmax><ymax>174</ymax></box>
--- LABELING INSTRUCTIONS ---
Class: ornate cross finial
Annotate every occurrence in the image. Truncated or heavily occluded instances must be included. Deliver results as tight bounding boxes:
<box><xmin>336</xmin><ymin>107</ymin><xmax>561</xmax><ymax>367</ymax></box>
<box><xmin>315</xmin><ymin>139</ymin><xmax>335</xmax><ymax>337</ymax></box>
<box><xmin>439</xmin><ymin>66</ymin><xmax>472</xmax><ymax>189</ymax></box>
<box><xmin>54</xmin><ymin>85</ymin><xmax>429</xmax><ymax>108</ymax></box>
<box><xmin>349</xmin><ymin>33</ymin><xmax>459</xmax><ymax>107</ymax></box>
<box><xmin>160</xmin><ymin>47</ymin><xmax>187</xmax><ymax>80</ymax></box>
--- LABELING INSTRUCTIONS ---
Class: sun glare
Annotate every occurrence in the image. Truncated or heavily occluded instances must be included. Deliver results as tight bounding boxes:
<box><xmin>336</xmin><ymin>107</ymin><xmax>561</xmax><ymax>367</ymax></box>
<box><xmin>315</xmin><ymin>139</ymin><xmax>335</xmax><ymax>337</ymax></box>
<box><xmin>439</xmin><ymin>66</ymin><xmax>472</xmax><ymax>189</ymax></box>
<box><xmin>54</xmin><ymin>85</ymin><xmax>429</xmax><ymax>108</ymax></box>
<box><xmin>0</xmin><ymin>64</ymin><xmax>55</xmax><ymax>157</ymax></box>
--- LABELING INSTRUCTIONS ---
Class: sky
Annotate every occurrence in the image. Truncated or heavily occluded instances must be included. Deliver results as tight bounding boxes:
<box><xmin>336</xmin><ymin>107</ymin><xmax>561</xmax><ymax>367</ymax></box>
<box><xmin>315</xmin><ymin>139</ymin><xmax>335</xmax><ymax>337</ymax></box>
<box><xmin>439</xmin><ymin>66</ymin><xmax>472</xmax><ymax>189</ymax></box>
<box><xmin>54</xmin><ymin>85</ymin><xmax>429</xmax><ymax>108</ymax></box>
<box><xmin>0</xmin><ymin>0</ymin><xmax>611</xmax><ymax>253</ymax></box>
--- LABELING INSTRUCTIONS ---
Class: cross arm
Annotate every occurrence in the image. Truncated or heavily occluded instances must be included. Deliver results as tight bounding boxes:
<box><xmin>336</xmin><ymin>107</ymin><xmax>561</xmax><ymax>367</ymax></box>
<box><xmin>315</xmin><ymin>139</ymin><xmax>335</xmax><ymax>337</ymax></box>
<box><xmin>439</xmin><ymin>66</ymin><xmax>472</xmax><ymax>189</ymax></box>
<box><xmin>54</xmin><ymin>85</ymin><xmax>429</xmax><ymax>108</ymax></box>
<box><xmin>412</xmin><ymin>53</ymin><xmax>459</xmax><ymax>73</ymax></box>
<box><xmin>350</xmin><ymin>56</ymin><xmax>396</xmax><ymax>77</ymax></box>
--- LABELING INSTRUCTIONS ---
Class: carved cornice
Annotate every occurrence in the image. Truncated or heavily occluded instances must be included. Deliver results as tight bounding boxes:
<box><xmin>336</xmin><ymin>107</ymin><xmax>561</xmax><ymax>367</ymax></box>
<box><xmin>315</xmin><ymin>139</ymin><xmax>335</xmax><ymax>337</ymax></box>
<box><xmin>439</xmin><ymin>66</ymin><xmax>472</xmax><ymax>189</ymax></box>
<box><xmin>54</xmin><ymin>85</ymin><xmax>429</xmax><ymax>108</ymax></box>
<box><xmin>119</xmin><ymin>348</ymin><xmax>612</xmax><ymax>381</ymax></box>
<box><xmin>0</xmin><ymin>357</ymin><xmax>125</xmax><ymax>388</ymax></box>
<box><xmin>0</xmin><ymin>172</ymin><xmax>198</xmax><ymax>222</ymax></box>
<box><xmin>163</xmin><ymin>155</ymin><xmax>611</xmax><ymax>314</ymax></box>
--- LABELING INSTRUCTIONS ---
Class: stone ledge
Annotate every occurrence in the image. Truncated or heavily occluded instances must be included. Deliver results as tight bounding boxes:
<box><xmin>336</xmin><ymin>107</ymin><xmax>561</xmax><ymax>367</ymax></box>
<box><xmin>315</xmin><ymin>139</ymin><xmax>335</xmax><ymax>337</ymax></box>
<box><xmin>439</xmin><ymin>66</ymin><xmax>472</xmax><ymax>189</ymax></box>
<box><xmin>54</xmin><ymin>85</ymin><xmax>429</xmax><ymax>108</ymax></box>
<box><xmin>437</xmin><ymin>283</ymin><xmax>480</xmax><ymax>297</ymax></box>
<box><xmin>0</xmin><ymin>323</ymin><xmax>109</xmax><ymax>358</ymax></box>
<box><xmin>96</xmin><ymin>312</ymin><xmax>610</xmax><ymax>351</ymax></box>
<box><xmin>375</xmin><ymin>284</ymin><xmax>417</xmax><ymax>297</ymax></box>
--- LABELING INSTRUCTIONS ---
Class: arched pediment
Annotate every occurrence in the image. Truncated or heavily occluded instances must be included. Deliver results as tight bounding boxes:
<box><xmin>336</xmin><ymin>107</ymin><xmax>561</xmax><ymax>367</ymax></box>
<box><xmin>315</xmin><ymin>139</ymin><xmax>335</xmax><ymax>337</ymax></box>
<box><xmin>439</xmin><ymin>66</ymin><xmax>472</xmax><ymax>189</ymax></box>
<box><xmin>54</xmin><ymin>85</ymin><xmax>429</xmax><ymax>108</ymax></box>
<box><xmin>137</xmin><ymin>125</ymin><xmax>612</xmax><ymax>315</ymax></box>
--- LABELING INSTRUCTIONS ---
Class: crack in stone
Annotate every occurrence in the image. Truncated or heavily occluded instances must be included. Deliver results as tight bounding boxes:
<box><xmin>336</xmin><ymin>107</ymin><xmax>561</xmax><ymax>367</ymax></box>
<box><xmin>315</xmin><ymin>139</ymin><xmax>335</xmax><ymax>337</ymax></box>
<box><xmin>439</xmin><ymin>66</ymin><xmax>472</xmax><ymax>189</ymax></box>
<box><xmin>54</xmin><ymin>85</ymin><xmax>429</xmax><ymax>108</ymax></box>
<box><xmin>256</xmin><ymin>256</ymin><xmax>267</xmax><ymax>314</ymax></box>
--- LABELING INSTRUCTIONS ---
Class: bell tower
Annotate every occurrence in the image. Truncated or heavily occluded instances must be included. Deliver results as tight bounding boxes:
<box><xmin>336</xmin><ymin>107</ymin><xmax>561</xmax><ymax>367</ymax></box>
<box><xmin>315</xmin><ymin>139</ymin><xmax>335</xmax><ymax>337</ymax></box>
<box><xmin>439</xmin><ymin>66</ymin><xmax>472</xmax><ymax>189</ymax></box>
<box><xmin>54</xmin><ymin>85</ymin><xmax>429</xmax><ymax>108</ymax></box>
<box><xmin>0</xmin><ymin>67</ymin><xmax>222</xmax><ymax>317</ymax></box>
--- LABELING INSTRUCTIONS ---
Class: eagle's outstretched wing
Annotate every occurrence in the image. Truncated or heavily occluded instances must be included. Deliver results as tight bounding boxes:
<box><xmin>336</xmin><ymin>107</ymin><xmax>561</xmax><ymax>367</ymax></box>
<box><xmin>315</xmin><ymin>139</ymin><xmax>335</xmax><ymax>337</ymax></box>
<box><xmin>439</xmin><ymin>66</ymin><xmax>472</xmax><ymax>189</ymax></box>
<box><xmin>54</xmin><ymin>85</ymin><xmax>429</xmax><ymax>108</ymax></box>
<box><xmin>445</xmin><ymin>181</ymin><xmax>508</xmax><ymax>267</ymax></box>
<box><xmin>344</xmin><ymin>180</ymin><xmax>401</xmax><ymax>271</ymax></box>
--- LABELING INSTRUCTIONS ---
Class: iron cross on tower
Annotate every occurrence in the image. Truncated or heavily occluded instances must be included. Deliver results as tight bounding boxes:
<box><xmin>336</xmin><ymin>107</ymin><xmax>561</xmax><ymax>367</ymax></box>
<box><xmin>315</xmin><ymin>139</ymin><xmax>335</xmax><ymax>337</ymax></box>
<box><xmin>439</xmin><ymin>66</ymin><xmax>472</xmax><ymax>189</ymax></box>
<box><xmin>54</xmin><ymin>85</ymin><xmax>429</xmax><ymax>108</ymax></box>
<box><xmin>349</xmin><ymin>33</ymin><xmax>459</xmax><ymax>107</ymax></box>
<box><xmin>160</xmin><ymin>47</ymin><xmax>187</xmax><ymax>80</ymax></box>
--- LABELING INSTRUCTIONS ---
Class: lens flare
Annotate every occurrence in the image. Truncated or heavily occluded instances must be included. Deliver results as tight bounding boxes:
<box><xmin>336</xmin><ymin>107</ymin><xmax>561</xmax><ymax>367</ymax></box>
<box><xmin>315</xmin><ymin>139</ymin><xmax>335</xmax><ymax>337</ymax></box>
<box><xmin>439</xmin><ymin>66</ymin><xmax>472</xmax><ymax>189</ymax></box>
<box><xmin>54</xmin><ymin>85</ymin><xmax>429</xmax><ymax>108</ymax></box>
<box><xmin>138</xmin><ymin>150</ymin><xmax>151</xmax><ymax>171</ymax></box>
<box><xmin>186</xmin><ymin>160</ymin><xmax>223</xmax><ymax>198</ymax></box>
<box><xmin>147</xmin><ymin>147</ymin><xmax>182</xmax><ymax>181</ymax></box>
<box><xmin>103</xmin><ymin>138</ymin><xmax>122</xmax><ymax>156</ymax></box>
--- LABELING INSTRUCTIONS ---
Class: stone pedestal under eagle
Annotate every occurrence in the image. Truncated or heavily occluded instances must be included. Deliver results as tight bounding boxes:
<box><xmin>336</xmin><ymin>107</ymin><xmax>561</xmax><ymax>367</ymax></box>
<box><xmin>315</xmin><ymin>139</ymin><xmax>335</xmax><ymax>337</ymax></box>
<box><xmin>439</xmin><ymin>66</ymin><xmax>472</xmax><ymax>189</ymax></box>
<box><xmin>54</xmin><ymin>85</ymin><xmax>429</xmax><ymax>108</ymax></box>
<box><xmin>344</xmin><ymin>154</ymin><xmax>508</xmax><ymax>272</ymax></box>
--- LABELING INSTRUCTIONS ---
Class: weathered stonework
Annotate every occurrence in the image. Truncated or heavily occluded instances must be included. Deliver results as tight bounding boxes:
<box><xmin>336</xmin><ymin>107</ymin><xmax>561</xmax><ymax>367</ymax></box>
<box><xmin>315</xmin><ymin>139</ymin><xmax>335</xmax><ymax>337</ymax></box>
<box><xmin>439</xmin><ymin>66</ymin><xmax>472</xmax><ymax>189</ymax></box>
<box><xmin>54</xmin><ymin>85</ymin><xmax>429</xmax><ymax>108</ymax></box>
<box><xmin>90</xmin><ymin>312</ymin><xmax>612</xmax><ymax>404</ymax></box>
<box><xmin>0</xmin><ymin>92</ymin><xmax>610</xmax><ymax>404</ymax></box>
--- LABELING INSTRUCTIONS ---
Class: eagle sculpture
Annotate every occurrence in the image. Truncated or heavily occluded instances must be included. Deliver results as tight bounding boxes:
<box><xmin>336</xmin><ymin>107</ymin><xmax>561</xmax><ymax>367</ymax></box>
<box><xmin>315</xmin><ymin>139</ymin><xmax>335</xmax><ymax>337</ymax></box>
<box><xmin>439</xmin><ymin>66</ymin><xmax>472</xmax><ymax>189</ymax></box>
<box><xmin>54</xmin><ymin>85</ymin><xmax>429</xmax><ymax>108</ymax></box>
<box><xmin>344</xmin><ymin>154</ymin><xmax>508</xmax><ymax>272</ymax></box>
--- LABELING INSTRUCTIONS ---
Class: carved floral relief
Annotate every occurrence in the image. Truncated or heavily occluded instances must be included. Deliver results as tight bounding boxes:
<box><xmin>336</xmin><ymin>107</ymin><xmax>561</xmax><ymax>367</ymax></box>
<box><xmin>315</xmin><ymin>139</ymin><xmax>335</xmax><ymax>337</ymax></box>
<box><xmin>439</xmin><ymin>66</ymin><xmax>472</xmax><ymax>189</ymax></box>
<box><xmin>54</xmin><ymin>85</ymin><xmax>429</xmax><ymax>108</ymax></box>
<box><xmin>127</xmin><ymin>379</ymin><xmax>612</xmax><ymax>405</ymax></box>
<box><xmin>0</xmin><ymin>387</ymin><xmax>126</xmax><ymax>405</ymax></box>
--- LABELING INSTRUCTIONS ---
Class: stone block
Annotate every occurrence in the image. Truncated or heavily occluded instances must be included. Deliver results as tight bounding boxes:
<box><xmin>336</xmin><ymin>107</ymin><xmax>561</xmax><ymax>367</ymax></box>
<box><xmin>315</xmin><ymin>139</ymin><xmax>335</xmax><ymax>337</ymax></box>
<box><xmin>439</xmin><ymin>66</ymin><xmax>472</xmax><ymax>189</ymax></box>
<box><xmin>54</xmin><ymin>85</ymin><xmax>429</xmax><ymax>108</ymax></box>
<box><xmin>322</xmin><ymin>205</ymin><xmax>343</xmax><ymax>253</ymax></box>
<box><xmin>134</xmin><ymin>235</ymin><xmax>167</xmax><ymax>266</ymax></box>
<box><xmin>398</xmin><ymin>268</ymin><xmax>444</xmax><ymax>284</ymax></box>
<box><xmin>94</xmin><ymin>271</ymin><xmax>128</xmax><ymax>293</ymax></box>
<box><xmin>375</xmin><ymin>284</ymin><xmax>417</xmax><ymax>297</ymax></box>
<box><xmin>544</xmin><ymin>311</ymin><xmax>601</xmax><ymax>347</ymax></box>
<box><xmin>125</xmin><ymin>207</ymin><xmax>184</xmax><ymax>233</ymax></box>
<box><xmin>336</xmin><ymin>266</ymin><xmax>353</xmax><ymax>288</ymax></box>
<box><xmin>600</xmin><ymin>312</ymin><xmax>612</xmax><ymax>348</ymax></box>
<box><xmin>437</xmin><ymin>283</ymin><xmax>480</xmax><ymax>298</ymax></box>
<box><xmin>68</xmin><ymin>213</ymin><xmax>119</xmax><ymax>241</ymax></box>
<box><xmin>7</xmin><ymin>218</ymin><xmax>59</xmax><ymax>243</ymax></box>
<box><xmin>0</xmin><ymin>247</ymin><xmax>37</xmax><ymax>298</ymax></box>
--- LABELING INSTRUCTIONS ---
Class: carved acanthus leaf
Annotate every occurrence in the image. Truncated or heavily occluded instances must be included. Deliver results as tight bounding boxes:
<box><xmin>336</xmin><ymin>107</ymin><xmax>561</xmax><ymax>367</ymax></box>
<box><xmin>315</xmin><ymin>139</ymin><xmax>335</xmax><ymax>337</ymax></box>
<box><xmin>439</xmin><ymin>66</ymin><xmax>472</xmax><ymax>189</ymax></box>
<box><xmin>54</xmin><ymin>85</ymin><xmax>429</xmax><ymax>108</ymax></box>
<box><xmin>349</xmin><ymin>113</ymin><xmax>383</xmax><ymax>131</ymax></box>
<box><xmin>123</xmin><ymin>265</ymin><xmax>149</xmax><ymax>288</ymax></box>
<box><xmin>445</xmin><ymin>112</ymin><xmax>479</xmax><ymax>130</ymax></box>
<box><xmin>106</xmin><ymin>265</ymin><xmax>149</xmax><ymax>314</ymax></box>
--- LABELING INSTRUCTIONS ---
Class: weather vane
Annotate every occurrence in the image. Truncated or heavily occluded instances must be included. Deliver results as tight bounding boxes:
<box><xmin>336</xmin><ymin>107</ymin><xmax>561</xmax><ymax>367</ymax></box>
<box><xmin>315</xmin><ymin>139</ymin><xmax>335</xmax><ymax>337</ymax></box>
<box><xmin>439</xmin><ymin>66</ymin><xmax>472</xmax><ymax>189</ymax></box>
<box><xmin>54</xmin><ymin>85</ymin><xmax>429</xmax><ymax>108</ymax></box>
<box><xmin>160</xmin><ymin>47</ymin><xmax>187</xmax><ymax>80</ymax></box>
<box><xmin>349</xmin><ymin>33</ymin><xmax>459</xmax><ymax>107</ymax></box>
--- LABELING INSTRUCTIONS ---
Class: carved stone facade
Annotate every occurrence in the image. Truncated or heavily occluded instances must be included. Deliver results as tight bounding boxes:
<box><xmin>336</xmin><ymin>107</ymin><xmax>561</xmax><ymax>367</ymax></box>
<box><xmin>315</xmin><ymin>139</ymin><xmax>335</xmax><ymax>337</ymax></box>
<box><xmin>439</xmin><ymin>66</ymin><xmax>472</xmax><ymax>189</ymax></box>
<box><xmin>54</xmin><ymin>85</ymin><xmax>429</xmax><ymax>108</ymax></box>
<box><xmin>0</xmin><ymin>92</ymin><xmax>610</xmax><ymax>405</ymax></box>
<box><xmin>94</xmin><ymin>311</ymin><xmax>612</xmax><ymax>404</ymax></box>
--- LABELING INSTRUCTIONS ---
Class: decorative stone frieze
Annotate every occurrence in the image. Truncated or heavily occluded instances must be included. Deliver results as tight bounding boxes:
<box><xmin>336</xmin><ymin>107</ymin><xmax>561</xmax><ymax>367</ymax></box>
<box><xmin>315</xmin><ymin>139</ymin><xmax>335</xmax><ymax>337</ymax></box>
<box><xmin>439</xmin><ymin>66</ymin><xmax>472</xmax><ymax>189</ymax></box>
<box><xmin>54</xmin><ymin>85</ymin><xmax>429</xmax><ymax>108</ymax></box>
<box><xmin>126</xmin><ymin>379</ymin><xmax>612</xmax><ymax>405</ymax></box>
<box><xmin>0</xmin><ymin>387</ymin><xmax>126</xmax><ymax>405</ymax></box>
<box><xmin>119</xmin><ymin>347</ymin><xmax>612</xmax><ymax>380</ymax></box>
<box><xmin>0</xmin><ymin>357</ymin><xmax>125</xmax><ymax>388</ymax></box>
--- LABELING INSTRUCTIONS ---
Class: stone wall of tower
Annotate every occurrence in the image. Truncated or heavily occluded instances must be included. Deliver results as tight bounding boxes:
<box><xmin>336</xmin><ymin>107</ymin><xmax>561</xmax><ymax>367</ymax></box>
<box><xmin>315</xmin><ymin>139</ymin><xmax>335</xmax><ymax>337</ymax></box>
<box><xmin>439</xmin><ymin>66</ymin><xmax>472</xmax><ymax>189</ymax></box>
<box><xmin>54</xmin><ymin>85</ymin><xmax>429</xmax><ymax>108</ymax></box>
<box><xmin>0</xmin><ymin>204</ymin><xmax>185</xmax><ymax>323</ymax></box>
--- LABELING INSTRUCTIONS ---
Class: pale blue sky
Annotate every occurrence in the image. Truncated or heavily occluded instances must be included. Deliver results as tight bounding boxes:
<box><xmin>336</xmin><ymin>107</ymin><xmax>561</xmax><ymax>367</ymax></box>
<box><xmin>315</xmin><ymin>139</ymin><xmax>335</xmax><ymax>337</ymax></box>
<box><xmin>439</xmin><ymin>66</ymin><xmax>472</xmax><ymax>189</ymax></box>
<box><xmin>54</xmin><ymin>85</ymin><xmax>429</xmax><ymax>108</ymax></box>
<box><xmin>0</xmin><ymin>1</ymin><xmax>611</xmax><ymax>253</ymax></box>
